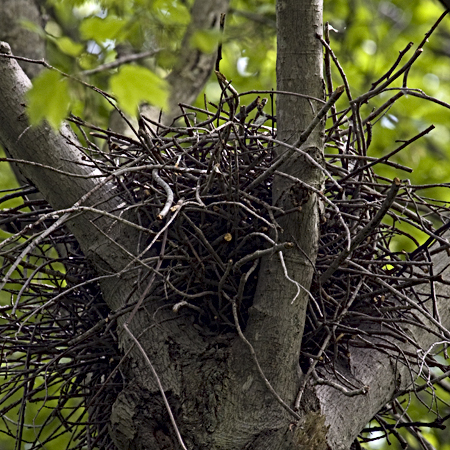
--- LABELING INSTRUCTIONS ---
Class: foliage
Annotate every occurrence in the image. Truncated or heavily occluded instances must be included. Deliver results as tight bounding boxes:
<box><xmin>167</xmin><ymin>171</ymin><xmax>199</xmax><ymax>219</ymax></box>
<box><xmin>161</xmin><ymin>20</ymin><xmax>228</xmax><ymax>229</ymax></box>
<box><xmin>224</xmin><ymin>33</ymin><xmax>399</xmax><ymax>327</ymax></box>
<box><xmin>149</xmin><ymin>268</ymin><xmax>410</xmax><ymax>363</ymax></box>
<box><xmin>27</xmin><ymin>70</ymin><xmax>71</xmax><ymax>127</ymax></box>
<box><xmin>2</xmin><ymin>0</ymin><xmax>450</xmax><ymax>449</ymax></box>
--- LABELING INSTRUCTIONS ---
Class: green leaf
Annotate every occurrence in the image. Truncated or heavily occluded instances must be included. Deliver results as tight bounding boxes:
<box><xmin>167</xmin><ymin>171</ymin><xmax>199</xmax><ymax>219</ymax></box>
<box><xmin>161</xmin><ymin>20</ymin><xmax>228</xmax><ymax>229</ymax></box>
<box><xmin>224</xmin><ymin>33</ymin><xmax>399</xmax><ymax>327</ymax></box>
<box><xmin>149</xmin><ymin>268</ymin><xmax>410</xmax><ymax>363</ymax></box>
<box><xmin>109</xmin><ymin>65</ymin><xmax>168</xmax><ymax>115</ymax></box>
<box><xmin>26</xmin><ymin>70</ymin><xmax>70</xmax><ymax>129</ymax></box>
<box><xmin>19</xmin><ymin>19</ymin><xmax>45</xmax><ymax>37</ymax></box>
<box><xmin>78</xmin><ymin>52</ymin><xmax>99</xmax><ymax>70</ymax></box>
<box><xmin>152</xmin><ymin>0</ymin><xmax>191</xmax><ymax>25</ymax></box>
<box><xmin>190</xmin><ymin>29</ymin><xmax>221</xmax><ymax>54</ymax></box>
<box><xmin>56</xmin><ymin>36</ymin><xmax>84</xmax><ymax>57</ymax></box>
<box><xmin>80</xmin><ymin>16</ymin><xmax>125</xmax><ymax>42</ymax></box>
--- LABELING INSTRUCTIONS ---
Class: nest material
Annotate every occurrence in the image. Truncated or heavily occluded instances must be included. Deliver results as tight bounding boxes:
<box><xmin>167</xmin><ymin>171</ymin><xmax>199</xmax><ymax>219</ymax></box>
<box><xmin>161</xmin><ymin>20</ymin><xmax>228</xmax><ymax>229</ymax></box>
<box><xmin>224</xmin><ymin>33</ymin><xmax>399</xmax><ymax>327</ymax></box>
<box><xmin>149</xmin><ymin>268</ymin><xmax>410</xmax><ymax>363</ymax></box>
<box><xmin>1</xmin><ymin>87</ymin><xmax>450</xmax><ymax>448</ymax></box>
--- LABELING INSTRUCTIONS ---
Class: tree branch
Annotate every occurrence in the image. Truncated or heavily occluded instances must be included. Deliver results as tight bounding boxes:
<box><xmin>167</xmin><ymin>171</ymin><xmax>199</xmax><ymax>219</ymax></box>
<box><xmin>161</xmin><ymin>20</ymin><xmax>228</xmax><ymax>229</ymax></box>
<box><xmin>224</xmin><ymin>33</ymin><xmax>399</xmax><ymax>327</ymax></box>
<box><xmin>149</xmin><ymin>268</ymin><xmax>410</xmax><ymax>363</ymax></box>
<box><xmin>0</xmin><ymin>41</ymin><xmax>140</xmax><ymax>287</ymax></box>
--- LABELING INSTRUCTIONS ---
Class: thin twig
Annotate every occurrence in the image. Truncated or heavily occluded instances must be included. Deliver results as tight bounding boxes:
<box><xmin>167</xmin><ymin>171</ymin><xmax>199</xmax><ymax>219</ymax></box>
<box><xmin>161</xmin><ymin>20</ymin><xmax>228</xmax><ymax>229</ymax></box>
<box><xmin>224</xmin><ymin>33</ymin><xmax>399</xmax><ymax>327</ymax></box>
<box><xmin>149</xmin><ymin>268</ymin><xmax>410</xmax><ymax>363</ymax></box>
<box><xmin>320</xmin><ymin>178</ymin><xmax>401</xmax><ymax>284</ymax></box>
<box><xmin>123</xmin><ymin>324</ymin><xmax>188</xmax><ymax>450</ymax></box>
<box><xmin>231</xmin><ymin>300</ymin><xmax>301</xmax><ymax>420</ymax></box>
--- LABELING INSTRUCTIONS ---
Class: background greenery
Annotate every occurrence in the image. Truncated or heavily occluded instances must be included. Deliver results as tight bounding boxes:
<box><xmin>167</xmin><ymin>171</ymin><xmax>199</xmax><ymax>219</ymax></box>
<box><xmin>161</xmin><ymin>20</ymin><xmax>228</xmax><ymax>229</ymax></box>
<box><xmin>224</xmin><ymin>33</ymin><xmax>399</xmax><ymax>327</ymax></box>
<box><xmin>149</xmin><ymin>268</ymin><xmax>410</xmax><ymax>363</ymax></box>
<box><xmin>1</xmin><ymin>0</ymin><xmax>450</xmax><ymax>448</ymax></box>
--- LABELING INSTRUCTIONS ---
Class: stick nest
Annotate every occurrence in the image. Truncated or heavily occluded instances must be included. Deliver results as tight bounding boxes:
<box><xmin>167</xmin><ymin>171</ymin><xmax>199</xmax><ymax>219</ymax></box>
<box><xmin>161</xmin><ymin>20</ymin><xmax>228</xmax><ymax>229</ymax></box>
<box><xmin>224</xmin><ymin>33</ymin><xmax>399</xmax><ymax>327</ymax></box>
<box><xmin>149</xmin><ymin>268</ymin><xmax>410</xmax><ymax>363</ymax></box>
<box><xmin>1</xmin><ymin>86</ymin><xmax>450</xmax><ymax>448</ymax></box>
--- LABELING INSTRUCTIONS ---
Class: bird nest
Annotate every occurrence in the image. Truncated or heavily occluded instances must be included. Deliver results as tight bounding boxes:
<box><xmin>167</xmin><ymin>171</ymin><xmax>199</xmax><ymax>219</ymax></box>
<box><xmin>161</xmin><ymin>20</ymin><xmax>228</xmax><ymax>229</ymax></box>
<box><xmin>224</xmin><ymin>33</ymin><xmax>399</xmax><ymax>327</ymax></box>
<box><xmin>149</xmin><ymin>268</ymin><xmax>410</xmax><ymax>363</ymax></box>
<box><xmin>1</xmin><ymin>81</ymin><xmax>450</xmax><ymax>448</ymax></box>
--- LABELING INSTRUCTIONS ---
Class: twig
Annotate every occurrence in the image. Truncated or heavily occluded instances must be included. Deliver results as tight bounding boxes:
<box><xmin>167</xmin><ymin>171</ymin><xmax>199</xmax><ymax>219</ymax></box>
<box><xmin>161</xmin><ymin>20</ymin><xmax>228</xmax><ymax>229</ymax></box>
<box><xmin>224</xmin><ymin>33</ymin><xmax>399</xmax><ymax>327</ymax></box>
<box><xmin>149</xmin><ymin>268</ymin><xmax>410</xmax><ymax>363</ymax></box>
<box><xmin>233</xmin><ymin>242</ymin><xmax>293</xmax><ymax>271</ymax></box>
<box><xmin>231</xmin><ymin>300</ymin><xmax>301</xmax><ymax>420</ymax></box>
<box><xmin>81</xmin><ymin>49</ymin><xmax>161</xmax><ymax>76</ymax></box>
<box><xmin>152</xmin><ymin>169</ymin><xmax>174</xmax><ymax>219</ymax></box>
<box><xmin>311</xmin><ymin>369</ymin><xmax>369</xmax><ymax>396</ymax></box>
<box><xmin>320</xmin><ymin>178</ymin><xmax>401</xmax><ymax>284</ymax></box>
<box><xmin>4</xmin><ymin>213</ymin><xmax>71</xmax><ymax>313</ymax></box>
<box><xmin>123</xmin><ymin>324</ymin><xmax>188</xmax><ymax>450</ymax></box>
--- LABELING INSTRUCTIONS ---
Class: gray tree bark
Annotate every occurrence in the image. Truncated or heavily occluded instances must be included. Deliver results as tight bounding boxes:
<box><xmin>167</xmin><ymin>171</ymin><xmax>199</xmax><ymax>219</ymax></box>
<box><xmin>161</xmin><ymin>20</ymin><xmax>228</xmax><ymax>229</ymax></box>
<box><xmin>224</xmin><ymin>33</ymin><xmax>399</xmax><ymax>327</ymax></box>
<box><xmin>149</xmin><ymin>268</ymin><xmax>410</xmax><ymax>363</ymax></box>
<box><xmin>0</xmin><ymin>0</ymin><xmax>45</xmax><ymax>189</ymax></box>
<box><xmin>1</xmin><ymin>0</ymin><xmax>449</xmax><ymax>449</ymax></box>
<box><xmin>0</xmin><ymin>0</ymin><xmax>45</xmax><ymax>79</ymax></box>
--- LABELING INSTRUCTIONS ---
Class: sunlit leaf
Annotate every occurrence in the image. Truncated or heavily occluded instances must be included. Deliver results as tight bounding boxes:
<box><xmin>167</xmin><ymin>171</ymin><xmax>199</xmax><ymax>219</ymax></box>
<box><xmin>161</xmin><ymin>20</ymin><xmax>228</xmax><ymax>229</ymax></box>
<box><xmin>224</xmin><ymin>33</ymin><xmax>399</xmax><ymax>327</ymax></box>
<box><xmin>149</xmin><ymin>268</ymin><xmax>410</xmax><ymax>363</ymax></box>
<box><xmin>78</xmin><ymin>52</ymin><xmax>99</xmax><ymax>69</ymax></box>
<box><xmin>190</xmin><ymin>29</ymin><xmax>221</xmax><ymax>54</ymax></box>
<box><xmin>152</xmin><ymin>0</ymin><xmax>191</xmax><ymax>25</ymax></box>
<box><xmin>56</xmin><ymin>36</ymin><xmax>84</xmax><ymax>56</ymax></box>
<box><xmin>19</xmin><ymin>19</ymin><xmax>45</xmax><ymax>37</ymax></box>
<box><xmin>80</xmin><ymin>16</ymin><xmax>125</xmax><ymax>42</ymax></box>
<box><xmin>109</xmin><ymin>65</ymin><xmax>168</xmax><ymax>115</ymax></box>
<box><xmin>26</xmin><ymin>70</ymin><xmax>70</xmax><ymax>129</ymax></box>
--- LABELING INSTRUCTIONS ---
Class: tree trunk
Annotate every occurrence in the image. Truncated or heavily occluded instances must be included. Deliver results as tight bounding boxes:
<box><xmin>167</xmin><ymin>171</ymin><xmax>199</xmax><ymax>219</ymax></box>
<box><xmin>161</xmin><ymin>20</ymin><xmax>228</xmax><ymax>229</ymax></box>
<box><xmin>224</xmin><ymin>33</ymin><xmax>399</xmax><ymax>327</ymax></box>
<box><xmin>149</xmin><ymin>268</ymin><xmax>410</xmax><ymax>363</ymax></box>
<box><xmin>0</xmin><ymin>0</ymin><xmax>45</xmax><ymax>79</ymax></box>
<box><xmin>0</xmin><ymin>0</ymin><xmax>45</xmax><ymax>189</ymax></box>
<box><xmin>245</xmin><ymin>0</ymin><xmax>325</xmax><ymax>393</ymax></box>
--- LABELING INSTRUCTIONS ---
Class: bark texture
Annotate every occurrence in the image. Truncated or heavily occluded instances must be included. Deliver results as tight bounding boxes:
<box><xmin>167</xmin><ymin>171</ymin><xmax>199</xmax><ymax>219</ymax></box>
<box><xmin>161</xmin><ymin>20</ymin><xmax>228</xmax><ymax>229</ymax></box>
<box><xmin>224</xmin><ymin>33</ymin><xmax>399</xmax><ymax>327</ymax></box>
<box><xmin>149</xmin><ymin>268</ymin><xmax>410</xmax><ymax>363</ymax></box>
<box><xmin>0</xmin><ymin>0</ymin><xmax>45</xmax><ymax>189</ymax></box>
<box><xmin>245</xmin><ymin>0</ymin><xmax>325</xmax><ymax>391</ymax></box>
<box><xmin>0</xmin><ymin>0</ymin><xmax>44</xmax><ymax>79</ymax></box>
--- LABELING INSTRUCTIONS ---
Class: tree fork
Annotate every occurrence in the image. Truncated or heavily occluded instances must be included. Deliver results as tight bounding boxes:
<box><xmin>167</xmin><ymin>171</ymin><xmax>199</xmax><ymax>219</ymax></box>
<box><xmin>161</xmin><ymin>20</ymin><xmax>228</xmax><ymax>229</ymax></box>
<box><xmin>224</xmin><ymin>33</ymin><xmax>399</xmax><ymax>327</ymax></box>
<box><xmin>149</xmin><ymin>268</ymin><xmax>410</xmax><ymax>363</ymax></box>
<box><xmin>243</xmin><ymin>0</ymin><xmax>325</xmax><ymax>399</ymax></box>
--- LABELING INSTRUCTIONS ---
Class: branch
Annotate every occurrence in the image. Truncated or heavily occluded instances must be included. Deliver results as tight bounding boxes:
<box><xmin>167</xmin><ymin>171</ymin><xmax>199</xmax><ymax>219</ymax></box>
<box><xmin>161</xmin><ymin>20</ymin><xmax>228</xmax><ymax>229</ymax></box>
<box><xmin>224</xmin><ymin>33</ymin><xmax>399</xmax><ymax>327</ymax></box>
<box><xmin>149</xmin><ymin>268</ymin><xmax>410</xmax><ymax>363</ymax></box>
<box><xmin>0</xmin><ymin>42</ymin><xmax>138</xmax><ymax>276</ymax></box>
<box><xmin>80</xmin><ymin>48</ymin><xmax>161</xmax><ymax>76</ymax></box>
<box><xmin>316</xmin><ymin>236</ymin><xmax>450</xmax><ymax>450</ymax></box>
<box><xmin>320</xmin><ymin>178</ymin><xmax>401</xmax><ymax>284</ymax></box>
